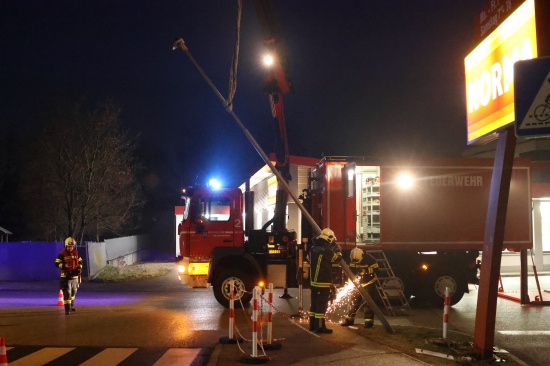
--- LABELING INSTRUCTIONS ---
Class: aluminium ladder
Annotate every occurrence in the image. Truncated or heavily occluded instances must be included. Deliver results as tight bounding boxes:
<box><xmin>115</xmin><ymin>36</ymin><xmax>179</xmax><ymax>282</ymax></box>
<box><xmin>364</xmin><ymin>250</ymin><xmax>410</xmax><ymax>316</ymax></box>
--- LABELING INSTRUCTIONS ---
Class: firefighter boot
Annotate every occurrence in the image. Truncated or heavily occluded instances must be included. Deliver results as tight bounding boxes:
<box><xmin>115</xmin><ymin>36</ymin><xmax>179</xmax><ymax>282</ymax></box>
<box><xmin>364</xmin><ymin>318</ymin><xmax>374</xmax><ymax>329</ymax></box>
<box><xmin>315</xmin><ymin>318</ymin><xmax>333</xmax><ymax>334</ymax></box>
<box><xmin>64</xmin><ymin>304</ymin><xmax>71</xmax><ymax>315</ymax></box>
<box><xmin>70</xmin><ymin>300</ymin><xmax>76</xmax><ymax>312</ymax></box>
<box><xmin>309</xmin><ymin>316</ymin><xmax>317</xmax><ymax>331</ymax></box>
<box><xmin>340</xmin><ymin>316</ymin><xmax>355</xmax><ymax>327</ymax></box>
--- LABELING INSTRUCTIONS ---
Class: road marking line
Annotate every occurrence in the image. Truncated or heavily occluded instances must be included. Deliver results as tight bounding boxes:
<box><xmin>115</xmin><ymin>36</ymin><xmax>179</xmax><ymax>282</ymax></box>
<box><xmin>499</xmin><ymin>331</ymin><xmax>550</xmax><ymax>335</ymax></box>
<box><xmin>153</xmin><ymin>348</ymin><xmax>201</xmax><ymax>366</ymax></box>
<box><xmin>79</xmin><ymin>347</ymin><xmax>138</xmax><ymax>366</ymax></box>
<box><xmin>10</xmin><ymin>347</ymin><xmax>74</xmax><ymax>366</ymax></box>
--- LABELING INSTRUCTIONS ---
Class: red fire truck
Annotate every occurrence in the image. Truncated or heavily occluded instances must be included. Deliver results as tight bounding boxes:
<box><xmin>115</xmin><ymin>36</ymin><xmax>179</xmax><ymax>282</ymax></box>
<box><xmin>174</xmin><ymin>0</ymin><xmax>533</xmax><ymax>309</ymax></box>
<box><xmin>176</xmin><ymin>155</ymin><xmax>532</xmax><ymax>307</ymax></box>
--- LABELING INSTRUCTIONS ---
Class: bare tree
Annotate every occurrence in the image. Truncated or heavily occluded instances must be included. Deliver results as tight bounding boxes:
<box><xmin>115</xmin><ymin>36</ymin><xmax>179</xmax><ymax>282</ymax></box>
<box><xmin>20</xmin><ymin>99</ymin><xmax>145</xmax><ymax>241</ymax></box>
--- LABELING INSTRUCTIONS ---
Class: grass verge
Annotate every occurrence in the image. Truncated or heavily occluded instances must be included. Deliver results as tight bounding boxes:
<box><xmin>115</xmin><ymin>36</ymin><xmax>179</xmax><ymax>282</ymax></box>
<box><xmin>356</xmin><ymin>325</ymin><xmax>520</xmax><ymax>365</ymax></box>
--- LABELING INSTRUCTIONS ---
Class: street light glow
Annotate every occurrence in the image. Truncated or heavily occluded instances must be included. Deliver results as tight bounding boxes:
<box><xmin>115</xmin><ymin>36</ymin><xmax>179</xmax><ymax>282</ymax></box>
<box><xmin>263</xmin><ymin>54</ymin><xmax>274</xmax><ymax>67</ymax></box>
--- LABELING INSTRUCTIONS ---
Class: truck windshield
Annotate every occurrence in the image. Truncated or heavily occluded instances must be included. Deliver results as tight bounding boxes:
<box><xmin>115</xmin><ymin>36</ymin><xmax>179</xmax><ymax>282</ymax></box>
<box><xmin>201</xmin><ymin>197</ymin><xmax>231</xmax><ymax>221</ymax></box>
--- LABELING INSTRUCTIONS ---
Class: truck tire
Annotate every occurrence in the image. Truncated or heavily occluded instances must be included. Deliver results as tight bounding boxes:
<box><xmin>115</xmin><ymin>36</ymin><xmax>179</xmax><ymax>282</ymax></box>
<box><xmin>212</xmin><ymin>269</ymin><xmax>254</xmax><ymax>308</ymax></box>
<box><xmin>431</xmin><ymin>273</ymin><xmax>465</xmax><ymax>306</ymax></box>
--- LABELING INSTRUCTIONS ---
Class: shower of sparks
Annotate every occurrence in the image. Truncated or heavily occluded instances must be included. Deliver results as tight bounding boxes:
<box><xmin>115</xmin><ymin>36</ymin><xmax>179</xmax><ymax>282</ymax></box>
<box><xmin>326</xmin><ymin>280</ymin><xmax>359</xmax><ymax>323</ymax></box>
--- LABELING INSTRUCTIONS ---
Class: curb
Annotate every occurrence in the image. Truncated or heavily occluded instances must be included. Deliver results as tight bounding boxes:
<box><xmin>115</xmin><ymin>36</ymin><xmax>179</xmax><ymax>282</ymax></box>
<box><xmin>206</xmin><ymin>343</ymin><xmax>223</xmax><ymax>366</ymax></box>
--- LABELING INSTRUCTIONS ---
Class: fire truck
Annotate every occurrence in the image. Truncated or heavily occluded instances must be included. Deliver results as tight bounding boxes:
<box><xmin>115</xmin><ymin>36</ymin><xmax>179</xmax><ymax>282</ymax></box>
<box><xmin>174</xmin><ymin>0</ymin><xmax>532</xmax><ymax>309</ymax></box>
<box><xmin>175</xmin><ymin>155</ymin><xmax>532</xmax><ymax>307</ymax></box>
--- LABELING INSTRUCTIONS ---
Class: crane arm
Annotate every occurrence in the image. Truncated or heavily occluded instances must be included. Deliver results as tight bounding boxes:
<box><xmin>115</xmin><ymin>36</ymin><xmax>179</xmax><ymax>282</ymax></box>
<box><xmin>252</xmin><ymin>0</ymin><xmax>291</xmax><ymax>178</ymax></box>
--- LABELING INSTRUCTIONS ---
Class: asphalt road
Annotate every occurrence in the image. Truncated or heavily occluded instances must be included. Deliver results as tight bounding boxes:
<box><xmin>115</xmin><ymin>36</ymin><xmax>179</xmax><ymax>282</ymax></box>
<box><xmin>1</xmin><ymin>267</ymin><xmax>549</xmax><ymax>365</ymax></box>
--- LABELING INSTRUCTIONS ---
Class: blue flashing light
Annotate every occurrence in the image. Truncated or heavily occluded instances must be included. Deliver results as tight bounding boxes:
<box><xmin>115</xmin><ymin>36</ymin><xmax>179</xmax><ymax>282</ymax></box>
<box><xmin>208</xmin><ymin>178</ymin><xmax>222</xmax><ymax>190</ymax></box>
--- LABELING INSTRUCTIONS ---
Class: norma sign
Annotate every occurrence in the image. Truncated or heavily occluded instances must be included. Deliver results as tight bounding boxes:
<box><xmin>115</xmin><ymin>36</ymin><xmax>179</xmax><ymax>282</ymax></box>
<box><xmin>464</xmin><ymin>0</ymin><xmax>537</xmax><ymax>144</ymax></box>
<box><xmin>515</xmin><ymin>57</ymin><xmax>550</xmax><ymax>137</ymax></box>
<box><xmin>473</xmin><ymin>0</ymin><xmax>524</xmax><ymax>43</ymax></box>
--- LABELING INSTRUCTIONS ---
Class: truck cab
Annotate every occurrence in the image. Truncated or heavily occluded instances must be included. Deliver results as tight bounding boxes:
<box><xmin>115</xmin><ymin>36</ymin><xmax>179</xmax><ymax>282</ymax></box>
<box><xmin>176</xmin><ymin>186</ymin><xmax>245</xmax><ymax>288</ymax></box>
<box><xmin>176</xmin><ymin>184</ymin><xmax>301</xmax><ymax>307</ymax></box>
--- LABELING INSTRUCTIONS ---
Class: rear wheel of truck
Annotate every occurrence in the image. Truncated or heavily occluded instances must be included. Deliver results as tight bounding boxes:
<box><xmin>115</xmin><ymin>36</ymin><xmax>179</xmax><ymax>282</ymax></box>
<box><xmin>213</xmin><ymin>269</ymin><xmax>254</xmax><ymax>308</ymax></box>
<box><xmin>413</xmin><ymin>273</ymin><xmax>465</xmax><ymax>306</ymax></box>
<box><xmin>431</xmin><ymin>273</ymin><xmax>465</xmax><ymax>306</ymax></box>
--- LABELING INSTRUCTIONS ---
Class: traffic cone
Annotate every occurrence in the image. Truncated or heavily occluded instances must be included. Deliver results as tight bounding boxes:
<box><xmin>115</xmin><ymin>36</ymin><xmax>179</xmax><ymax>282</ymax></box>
<box><xmin>0</xmin><ymin>337</ymin><xmax>7</xmax><ymax>366</ymax></box>
<box><xmin>57</xmin><ymin>289</ymin><xmax>64</xmax><ymax>306</ymax></box>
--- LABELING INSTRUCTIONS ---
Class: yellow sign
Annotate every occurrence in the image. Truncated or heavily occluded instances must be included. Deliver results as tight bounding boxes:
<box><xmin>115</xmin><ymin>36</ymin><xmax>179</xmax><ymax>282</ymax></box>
<box><xmin>465</xmin><ymin>0</ymin><xmax>537</xmax><ymax>144</ymax></box>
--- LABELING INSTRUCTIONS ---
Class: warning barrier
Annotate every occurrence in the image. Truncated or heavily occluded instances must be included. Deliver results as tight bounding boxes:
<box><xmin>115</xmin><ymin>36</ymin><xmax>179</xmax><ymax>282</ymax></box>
<box><xmin>443</xmin><ymin>287</ymin><xmax>450</xmax><ymax>339</ymax></box>
<box><xmin>219</xmin><ymin>280</ymin><xmax>242</xmax><ymax>344</ymax></box>
<box><xmin>0</xmin><ymin>337</ymin><xmax>7</xmax><ymax>366</ymax></box>
<box><xmin>240</xmin><ymin>286</ymin><xmax>269</xmax><ymax>364</ymax></box>
<box><xmin>57</xmin><ymin>289</ymin><xmax>64</xmax><ymax>306</ymax></box>
<box><xmin>263</xmin><ymin>283</ymin><xmax>282</xmax><ymax>350</ymax></box>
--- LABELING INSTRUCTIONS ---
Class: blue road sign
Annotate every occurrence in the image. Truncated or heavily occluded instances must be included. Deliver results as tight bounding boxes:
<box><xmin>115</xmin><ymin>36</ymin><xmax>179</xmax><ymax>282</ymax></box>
<box><xmin>515</xmin><ymin>57</ymin><xmax>550</xmax><ymax>137</ymax></box>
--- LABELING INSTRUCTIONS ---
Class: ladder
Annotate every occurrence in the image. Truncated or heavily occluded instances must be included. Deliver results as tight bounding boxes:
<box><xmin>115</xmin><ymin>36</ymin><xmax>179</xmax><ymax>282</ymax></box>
<box><xmin>364</xmin><ymin>250</ymin><xmax>409</xmax><ymax>316</ymax></box>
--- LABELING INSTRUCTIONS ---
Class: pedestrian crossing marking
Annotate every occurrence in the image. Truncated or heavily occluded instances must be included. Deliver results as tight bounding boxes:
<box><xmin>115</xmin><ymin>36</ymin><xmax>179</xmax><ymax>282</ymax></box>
<box><xmin>79</xmin><ymin>347</ymin><xmax>138</xmax><ymax>366</ymax></box>
<box><xmin>10</xmin><ymin>347</ymin><xmax>74</xmax><ymax>366</ymax></box>
<box><xmin>153</xmin><ymin>348</ymin><xmax>201</xmax><ymax>365</ymax></box>
<box><xmin>6</xmin><ymin>346</ymin><xmax>207</xmax><ymax>366</ymax></box>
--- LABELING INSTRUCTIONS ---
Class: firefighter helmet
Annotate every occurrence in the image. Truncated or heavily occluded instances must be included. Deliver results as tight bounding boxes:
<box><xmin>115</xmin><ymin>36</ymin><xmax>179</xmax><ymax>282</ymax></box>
<box><xmin>65</xmin><ymin>237</ymin><xmax>76</xmax><ymax>247</ymax></box>
<box><xmin>318</xmin><ymin>228</ymin><xmax>336</xmax><ymax>244</ymax></box>
<box><xmin>350</xmin><ymin>247</ymin><xmax>363</xmax><ymax>263</ymax></box>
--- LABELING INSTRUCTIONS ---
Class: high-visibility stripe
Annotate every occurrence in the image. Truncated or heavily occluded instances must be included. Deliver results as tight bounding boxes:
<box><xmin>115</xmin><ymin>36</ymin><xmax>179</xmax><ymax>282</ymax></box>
<box><xmin>313</xmin><ymin>254</ymin><xmax>323</xmax><ymax>282</ymax></box>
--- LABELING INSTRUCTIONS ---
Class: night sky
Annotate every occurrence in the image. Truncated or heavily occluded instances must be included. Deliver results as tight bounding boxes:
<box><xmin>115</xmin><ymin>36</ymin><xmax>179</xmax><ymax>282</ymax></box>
<box><xmin>1</xmin><ymin>0</ymin><xmax>489</xmax><ymax>193</ymax></box>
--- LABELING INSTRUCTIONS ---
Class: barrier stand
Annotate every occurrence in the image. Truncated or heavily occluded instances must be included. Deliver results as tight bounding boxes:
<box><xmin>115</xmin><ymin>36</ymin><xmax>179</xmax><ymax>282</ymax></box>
<box><xmin>443</xmin><ymin>287</ymin><xmax>450</xmax><ymax>339</ymax></box>
<box><xmin>279</xmin><ymin>288</ymin><xmax>292</xmax><ymax>299</ymax></box>
<box><xmin>219</xmin><ymin>280</ymin><xmax>243</xmax><ymax>344</ymax></box>
<box><xmin>240</xmin><ymin>286</ymin><xmax>269</xmax><ymax>364</ymax></box>
<box><xmin>0</xmin><ymin>337</ymin><xmax>7</xmax><ymax>366</ymax></box>
<box><xmin>263</xmin><ymin>283</ymin><xmax>282</xmax><ymax>350</ymax></box>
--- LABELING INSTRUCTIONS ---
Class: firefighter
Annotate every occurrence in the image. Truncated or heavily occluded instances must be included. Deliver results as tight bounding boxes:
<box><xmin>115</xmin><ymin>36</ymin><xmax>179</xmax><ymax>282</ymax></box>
<box><xmin>340</xmin><ymin>247</ymin><xmax>378</xmax><ymax>328</ymax></box>
<box><xmin>55</xmin><ymin>237</ymin><xmax>83</xmax><ymax>315</ymax></box>
<box><xmin>308</xmin><ymin>228</ymin><xmax>342</xmax><ymax>334</ymax></box>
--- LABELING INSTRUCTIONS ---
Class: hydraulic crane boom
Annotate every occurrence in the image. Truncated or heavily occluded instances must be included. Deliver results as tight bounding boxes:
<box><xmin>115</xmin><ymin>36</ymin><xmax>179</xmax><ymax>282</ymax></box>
<box><xmin>252</xmin><ymin>0</ymin><xmax>293</xmax><ymax>232</ymax></box>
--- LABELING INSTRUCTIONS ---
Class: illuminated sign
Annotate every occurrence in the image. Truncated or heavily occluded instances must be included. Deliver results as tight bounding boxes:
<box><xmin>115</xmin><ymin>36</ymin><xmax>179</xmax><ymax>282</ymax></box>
<box><xmin>473</xmin><ymin>0</ymin><xmax>524</xmax><ymax>43</ymax></box>
<box><xmin>465</xmin><ymin>0</ymin><xmax>537</xmax><ymax>144</ymax></box>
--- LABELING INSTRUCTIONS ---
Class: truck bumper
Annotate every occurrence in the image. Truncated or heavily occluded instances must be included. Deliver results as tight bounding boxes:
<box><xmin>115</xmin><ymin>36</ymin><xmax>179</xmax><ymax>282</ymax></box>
<box><xmin>177</xmin><ymin>258</ymin><xmax>210</xmax><ymax>288</ymax></box>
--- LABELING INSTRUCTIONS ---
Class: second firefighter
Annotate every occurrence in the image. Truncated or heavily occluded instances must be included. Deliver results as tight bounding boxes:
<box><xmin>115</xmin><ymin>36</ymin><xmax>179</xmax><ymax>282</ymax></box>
<box><xmin>340</xmin><ymin>247</ymin><xmax>379</xmax><ymax>328</ymax></box>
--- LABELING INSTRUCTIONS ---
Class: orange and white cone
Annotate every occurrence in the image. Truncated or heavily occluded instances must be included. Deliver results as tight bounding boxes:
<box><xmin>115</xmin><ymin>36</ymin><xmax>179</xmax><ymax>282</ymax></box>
<box><xmin>0</xmin><ymin>336</ymin><xmax>7</xmax><ymax>366</ymax></box>
<box><xmin>57</xmin><ymin>289</ymin><xmax>64</xmax><ymax>306</ymax></box>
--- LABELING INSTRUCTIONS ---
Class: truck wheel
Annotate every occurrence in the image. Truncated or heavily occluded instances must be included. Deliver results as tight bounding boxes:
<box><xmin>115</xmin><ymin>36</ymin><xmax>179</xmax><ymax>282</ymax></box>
<box><xmin>432</xmin><ymin>274</ymin><xmax>465</xmax><ymax>306</ymax></box>
<box><xmin>213</xmin><ymin>269</ymin><xmax>253</xmax><ymax>308</ymax></box>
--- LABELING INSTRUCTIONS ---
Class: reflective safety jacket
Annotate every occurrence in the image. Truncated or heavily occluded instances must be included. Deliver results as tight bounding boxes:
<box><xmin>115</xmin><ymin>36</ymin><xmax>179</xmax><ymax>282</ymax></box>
<box><xmin>350</xmin><ymin>254</ymin><xmax>379</xmax><ymax>287</ymax></box>
<box><xmin>55</xmin><ymin>249</ymin><xmax>83</xmax><ymax>279</ymax></box>
<box><xmin>309</xmin><ymin>238</ymin><xmax>341</xmax><ymax>288</ymax></box>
